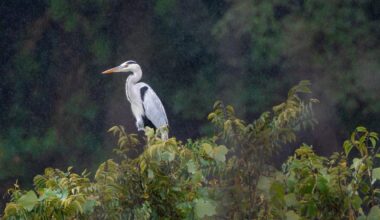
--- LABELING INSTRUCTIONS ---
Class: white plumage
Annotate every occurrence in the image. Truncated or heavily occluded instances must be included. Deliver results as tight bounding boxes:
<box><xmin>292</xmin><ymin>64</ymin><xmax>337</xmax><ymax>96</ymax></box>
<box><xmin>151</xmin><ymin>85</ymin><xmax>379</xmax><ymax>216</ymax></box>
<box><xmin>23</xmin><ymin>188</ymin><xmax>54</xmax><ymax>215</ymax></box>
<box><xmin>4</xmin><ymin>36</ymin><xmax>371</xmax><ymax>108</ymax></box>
<box><xmin>103</xmin><ymin>60</ymin><xmax>169</xmax><ymax>140</ymax></box>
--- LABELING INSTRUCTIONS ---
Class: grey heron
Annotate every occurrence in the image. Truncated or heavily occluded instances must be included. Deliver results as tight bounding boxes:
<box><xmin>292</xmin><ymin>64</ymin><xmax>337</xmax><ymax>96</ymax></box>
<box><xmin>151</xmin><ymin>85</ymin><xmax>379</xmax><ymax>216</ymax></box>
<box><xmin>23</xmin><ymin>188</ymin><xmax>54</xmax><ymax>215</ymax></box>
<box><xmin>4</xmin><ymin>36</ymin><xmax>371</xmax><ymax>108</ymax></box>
<box><xmin>102</xmin><ymin>60</ymin><xmax>169</xmax><ymax>140</ymax></box>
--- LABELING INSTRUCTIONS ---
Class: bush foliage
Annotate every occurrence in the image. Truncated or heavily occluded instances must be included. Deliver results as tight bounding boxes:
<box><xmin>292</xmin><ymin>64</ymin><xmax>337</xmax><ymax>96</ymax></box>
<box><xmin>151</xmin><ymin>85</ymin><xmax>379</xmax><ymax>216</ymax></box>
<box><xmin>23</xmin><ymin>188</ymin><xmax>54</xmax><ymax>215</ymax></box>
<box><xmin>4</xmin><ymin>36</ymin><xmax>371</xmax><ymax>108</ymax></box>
<box><xmin>3</xmin><ymin>81</ymin><xmax>380</xmax><ymax>219</ymax></box>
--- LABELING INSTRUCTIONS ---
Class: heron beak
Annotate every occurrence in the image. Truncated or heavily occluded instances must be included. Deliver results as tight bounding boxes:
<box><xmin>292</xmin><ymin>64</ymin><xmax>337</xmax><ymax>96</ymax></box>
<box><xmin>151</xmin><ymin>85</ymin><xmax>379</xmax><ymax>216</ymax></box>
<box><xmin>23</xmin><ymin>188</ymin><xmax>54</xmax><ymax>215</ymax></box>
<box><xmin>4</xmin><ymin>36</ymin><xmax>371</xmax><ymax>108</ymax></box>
<box><xmin>102</xmin><ymin>66</ymin><xmax>123</xmax><ymax>74</ymax></box>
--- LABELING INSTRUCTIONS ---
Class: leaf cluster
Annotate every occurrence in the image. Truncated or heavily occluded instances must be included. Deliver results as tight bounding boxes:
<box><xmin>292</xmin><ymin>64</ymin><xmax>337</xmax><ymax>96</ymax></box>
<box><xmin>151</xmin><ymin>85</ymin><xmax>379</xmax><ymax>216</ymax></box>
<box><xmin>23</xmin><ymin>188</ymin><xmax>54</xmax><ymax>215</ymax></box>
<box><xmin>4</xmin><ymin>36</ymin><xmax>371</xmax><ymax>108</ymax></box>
<box><xmin>207</xmin><ymin>80</ymin><xmax>318</xmax><ymax>218</ymax></box>
<box><xmin>3</xmin><ymin>126</ymin><xmax>228</xmax><ymax>219</ymax></box>
<box><xmin>259</xmin><ymin>127</ymin><xmax>380</xmax><ymax>219</ymax></box>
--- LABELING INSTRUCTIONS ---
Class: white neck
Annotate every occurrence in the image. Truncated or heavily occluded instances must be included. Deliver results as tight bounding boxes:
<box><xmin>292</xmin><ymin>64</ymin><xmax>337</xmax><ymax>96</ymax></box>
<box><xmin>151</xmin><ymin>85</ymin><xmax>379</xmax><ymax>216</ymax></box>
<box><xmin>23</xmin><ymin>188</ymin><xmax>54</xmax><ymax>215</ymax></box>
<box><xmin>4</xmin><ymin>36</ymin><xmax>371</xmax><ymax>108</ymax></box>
<box><xmin>125</xmin><ymin>68</ymin><xmax>143</xmax><ymax>103</ymax></box>
<box><xmin>127</xmin><ymin>68</ymin><xmax>142</xmax><ymax>85</ymax></box>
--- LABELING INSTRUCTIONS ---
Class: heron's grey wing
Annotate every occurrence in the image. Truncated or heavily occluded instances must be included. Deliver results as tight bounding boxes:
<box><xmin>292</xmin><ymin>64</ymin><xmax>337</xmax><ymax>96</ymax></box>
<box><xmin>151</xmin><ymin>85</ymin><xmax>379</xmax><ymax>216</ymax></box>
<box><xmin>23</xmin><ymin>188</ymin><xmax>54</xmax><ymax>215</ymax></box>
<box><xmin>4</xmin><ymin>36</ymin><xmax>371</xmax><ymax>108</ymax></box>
<box><xmin>141</xmin><ymin>86</ymin><xmax>168</xmax><ymax>128</ymax></box>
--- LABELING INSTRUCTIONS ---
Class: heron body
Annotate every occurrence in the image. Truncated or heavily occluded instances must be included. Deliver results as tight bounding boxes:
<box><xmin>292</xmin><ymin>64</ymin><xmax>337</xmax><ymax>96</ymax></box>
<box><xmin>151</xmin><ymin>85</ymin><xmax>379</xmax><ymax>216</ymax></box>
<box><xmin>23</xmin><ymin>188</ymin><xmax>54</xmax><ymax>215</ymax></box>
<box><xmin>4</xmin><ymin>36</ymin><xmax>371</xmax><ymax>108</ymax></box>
<box><xmin>102</xmin><ymin>60</ymin><xmax>169</xmax><ymax>140</ymax></box>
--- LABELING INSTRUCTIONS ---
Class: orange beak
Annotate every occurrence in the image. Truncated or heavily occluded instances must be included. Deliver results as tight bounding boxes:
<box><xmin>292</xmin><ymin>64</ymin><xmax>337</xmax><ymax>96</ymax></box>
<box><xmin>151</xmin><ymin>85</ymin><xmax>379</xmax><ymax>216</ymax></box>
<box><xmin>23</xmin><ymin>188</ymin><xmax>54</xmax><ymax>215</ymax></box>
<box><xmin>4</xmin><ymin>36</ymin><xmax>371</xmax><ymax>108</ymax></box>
<box><xmin>102</xmin><ymin>66</ymin><xmax>122</xmax><ymax>74</ymax></box>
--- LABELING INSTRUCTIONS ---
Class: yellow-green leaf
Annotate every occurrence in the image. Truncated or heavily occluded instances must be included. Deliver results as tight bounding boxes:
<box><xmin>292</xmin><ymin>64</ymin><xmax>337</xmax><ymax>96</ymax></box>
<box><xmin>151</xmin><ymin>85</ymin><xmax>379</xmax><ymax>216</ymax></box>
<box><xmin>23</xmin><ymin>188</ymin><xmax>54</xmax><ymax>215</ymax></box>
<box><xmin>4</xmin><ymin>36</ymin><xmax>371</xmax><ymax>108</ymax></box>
<box><xmin>368</xmin><ymin>206</ymin><xmax>380</xmax><ymax>220</ymax></box>
<box><xmin>186</xmin><ymin>160</ymin><xmax>197</xmax><ymax>174</ymax></box>
<box><xmin>148</xmin><ymin>169</ymin><xmax>154</xmax><ymax>179</ymax></box>
<box><xmin>194</xmin><ymin>198</ymin><xmax>216</xmax><ymax>218</ymax></box>
<box><xmin>356</xmin><ymin>126</ymin><xmax>367</xmax><ymax>132</ymax></box>
<box><xmin>213</xmin><ymin>145</ymin><xmax>228</xmax><ymax>163</ymax></box>
<box><xmin>285</xmin><ymin>193</ymin><xmax>298</xmax><ymax>207</ymax></box>
<box><xmin>17</xmin><ymin>191</ymin><xmax>38</xmax><ymax>211</ymax></box>
<box><xmin>286</xmin><ymin>210</ymin><xmax>300</xmax><ymax>220</ymax></box>
<box><xmin>257</xmin><ymin>176</ymin><xmax>272</xmax><ymax>196</ymax></box>
<box><xmin>372</xmin><ymin>168</ymin><xmax>380</xmax><ymax>180</ymax></box>
<box><xmin>161</xmin><ymin>151</ymin><xmax>175</xmax><ymax>162</ymax></box>
<box><xmin>343</xmin><ymin>140</ymin><xmax>353</xmax><ymax>156</ymax></box>
<box><xmin>202</xmin><ymin>143</ymin><xmax>213</xmax><ymax>157</ymax></box>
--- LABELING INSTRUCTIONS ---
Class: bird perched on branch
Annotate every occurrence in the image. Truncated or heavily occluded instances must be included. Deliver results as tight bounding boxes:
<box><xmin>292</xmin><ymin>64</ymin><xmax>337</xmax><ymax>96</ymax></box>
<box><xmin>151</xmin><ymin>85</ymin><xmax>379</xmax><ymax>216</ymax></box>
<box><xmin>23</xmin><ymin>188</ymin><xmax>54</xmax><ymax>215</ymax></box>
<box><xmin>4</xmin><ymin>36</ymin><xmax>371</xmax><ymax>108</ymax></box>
<box><xmin>102</xmin><ymin>60</ymin><xmax>169</xmax><ymax>140</ymax></box>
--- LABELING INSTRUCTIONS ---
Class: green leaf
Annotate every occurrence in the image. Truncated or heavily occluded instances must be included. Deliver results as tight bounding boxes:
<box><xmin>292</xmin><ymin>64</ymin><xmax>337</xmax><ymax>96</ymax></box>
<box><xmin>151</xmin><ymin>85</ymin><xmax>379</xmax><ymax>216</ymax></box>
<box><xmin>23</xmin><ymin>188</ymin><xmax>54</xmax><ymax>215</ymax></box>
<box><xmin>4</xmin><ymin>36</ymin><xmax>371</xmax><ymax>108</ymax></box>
<box><xmin>343</xmin><ymin>140</ymin><xmax>353</xmax><ymax>156</ymax></box>
<box><xmin>39</xmin><ymin>188</ymin><xmax>65</xmax><ymax>201</ymax></box>
<box><xmin>144</xmin><ymin>127</ymin><xmax>155</xmax><ymax>138</ymax></box>
<box><xmin>257</xmin><ymin>176</ymin><xmax>272</xmax><ymax>196</ymax></box>
<box><xmin>202</xmin><ymin>143</ymin><xmax>228</xmax><ymax>163</ymax></box>
<box><xmin>316</xmin><ymin>176</ymin><xmax>328</xmax><ymax>193</ymax></box>
<box><xmin>306</xmin><ymin>202</ymin><xmax>317</xmax><ymax>217</ymax></box>
<box><xmin>352</xmin><ymin>158</ymin><xmax>362</xmax><ymax>170</ymax></box>
<box><xmin>191</xmin><ymin>171</ymin><xmax>203</xmax><ymax>184</ymax></box>
<box><xmin>360</xmin><ymin>182</ymin><xmax>370</xmax><ymax>194</ymax></box>
<box><xmin>286</xmin><ymin>210</ymin><xmax>300</xmax><ymax>220</ymax></box>
<box><xmin>285</xmin><ymin>193</ymin><xmax>298</xmax><ymax>207</ymax></box>
<box><xmin>356</xmin><ymin>126</ymin><xmax>367</xmax><ymax>132</ymax></box>
<box><xmin>373</xmin><ymin>168</ymin><xmax>380</xmax><ymax>181</ymax></box>
<box><xmin>148</xmin><ymin>169</ymin><xmax>154</xmax><ymax>179</ymax></box>
<box><xmin>140</xmin><ymin>160</ymin><xmax>147</xmax><ymax>173</ymax></box>
<box><xmin>186</xmin><ymin>160</ymin><xmax>197</xmax><ymax>174</ymax></box>
<box><xmin>57</xmin><ymin>189</ymin><xmax>68</xmax><ymax>199</ymax></box>
<box><xmin>161</xmin><ymin>151</ymin><xmax>175</xmax><ymax>162</ymax></box>
<box><xmin>176</xmin><ymin>202</ymin><xmax>192</xmax><ymax>213</ymax></box>
<box><xmin>17</xmin><ymin>191</ymin><xmax>38</xmax><ymax>211</ymax></box>
<box><xmin>368</xmin><ymin>206</ymin><xmax>380</xmax><ymax>220</ymax></box>
<box><xmin>207</xmin><ymin>113</ymin><xmax>216</xmax><ymax>121</ymax></box>
<box><xmin>370</xmin><ymin>137</ymin><xmax>377</xmax><ymax>148</ymax></box>
<box><xmin>270</xmin><ymin>181</ymin><xmax>285</xmax><ymax>199</ymax></box>
<box><xmin>202</xmin><ymin>143</ymin><xmax>213</xmax><ymax>157</ymax></box>
<box><xmin>194</xmin><ymin>198</ymin><xmax>216</xmax><ymax>218</ymax></box>
<box><xmin>352</xmin><ymin>195</ymin><xmax>362</xmax><ymax>210</ymax></box>
<box><xmin>83</xmin><ymin>199</ymin><xmax>97</xmax><ymax>214</ymax></box>
<box><xmin>213</xmin><ymin>145</ymin><xmax>228</xmax><ymax>163</ymax></box>
<box><xmin>370</xmin><ymin>132</ymin><xmax>379</xmax><ymax>140</ymax></box>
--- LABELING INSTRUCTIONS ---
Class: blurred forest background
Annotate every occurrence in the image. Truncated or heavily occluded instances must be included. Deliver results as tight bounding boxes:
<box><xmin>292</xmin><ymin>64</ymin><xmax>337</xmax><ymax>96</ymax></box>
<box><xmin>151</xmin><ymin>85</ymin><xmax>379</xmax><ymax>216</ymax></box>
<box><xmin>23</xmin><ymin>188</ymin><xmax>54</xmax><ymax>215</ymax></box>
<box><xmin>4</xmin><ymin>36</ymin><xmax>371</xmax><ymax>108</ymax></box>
<box><xmin>0</xmin><ymin>0</ymin><xmax>379</xmax><ymax>207</ymax></box>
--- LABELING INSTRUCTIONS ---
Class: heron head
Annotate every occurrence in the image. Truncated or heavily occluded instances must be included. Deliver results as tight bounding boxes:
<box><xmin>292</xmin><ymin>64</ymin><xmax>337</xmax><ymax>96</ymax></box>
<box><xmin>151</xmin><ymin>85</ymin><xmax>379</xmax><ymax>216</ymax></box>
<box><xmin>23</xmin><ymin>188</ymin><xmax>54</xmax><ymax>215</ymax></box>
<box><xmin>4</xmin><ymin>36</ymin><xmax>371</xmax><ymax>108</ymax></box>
<box><xmin>102</xmin><ymin>60</ymin><xmax>140</xmax><ymax>74</ymax></box>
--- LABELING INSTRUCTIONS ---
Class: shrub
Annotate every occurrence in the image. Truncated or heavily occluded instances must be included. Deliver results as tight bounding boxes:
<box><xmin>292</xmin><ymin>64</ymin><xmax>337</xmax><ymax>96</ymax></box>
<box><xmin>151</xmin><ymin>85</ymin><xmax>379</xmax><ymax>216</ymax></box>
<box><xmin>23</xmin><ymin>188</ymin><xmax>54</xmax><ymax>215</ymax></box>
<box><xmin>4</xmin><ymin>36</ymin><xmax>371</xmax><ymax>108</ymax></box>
<box><xmin>4</xmin><ymin>81</ymin><xmax>379</xmax><ymax>219</ymax></box>
<box><xmin>3</xmin><ymin>127</ymin><xmax>226</xmax><ymax>219</ymax></box>
<box><xmin>258</xmin><ymin>127</ymin><xmax>380</xmax><ymax>220</ymax></box>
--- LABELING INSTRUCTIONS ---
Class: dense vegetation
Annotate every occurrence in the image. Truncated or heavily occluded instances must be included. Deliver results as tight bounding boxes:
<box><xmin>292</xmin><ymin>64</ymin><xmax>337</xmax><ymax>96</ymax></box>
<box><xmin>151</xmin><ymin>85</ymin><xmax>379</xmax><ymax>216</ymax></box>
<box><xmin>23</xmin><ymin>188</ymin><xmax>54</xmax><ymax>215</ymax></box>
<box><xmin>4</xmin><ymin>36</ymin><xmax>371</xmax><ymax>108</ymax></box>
<box><xmin>3</xmin><ymin>81</ymin><xmax>380</xmax><ymax>219</ymax></box>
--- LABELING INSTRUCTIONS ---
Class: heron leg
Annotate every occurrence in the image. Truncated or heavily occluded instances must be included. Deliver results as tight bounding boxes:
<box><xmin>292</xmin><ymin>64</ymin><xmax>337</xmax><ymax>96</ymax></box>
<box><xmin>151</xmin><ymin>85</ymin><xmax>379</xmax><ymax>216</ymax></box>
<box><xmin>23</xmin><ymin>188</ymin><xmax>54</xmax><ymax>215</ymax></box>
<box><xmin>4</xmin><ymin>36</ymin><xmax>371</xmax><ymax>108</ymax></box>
<box><xmin>136</xmin><ymin>120</ymin><xmax>144</xmax><ymax>131</ymax></box>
